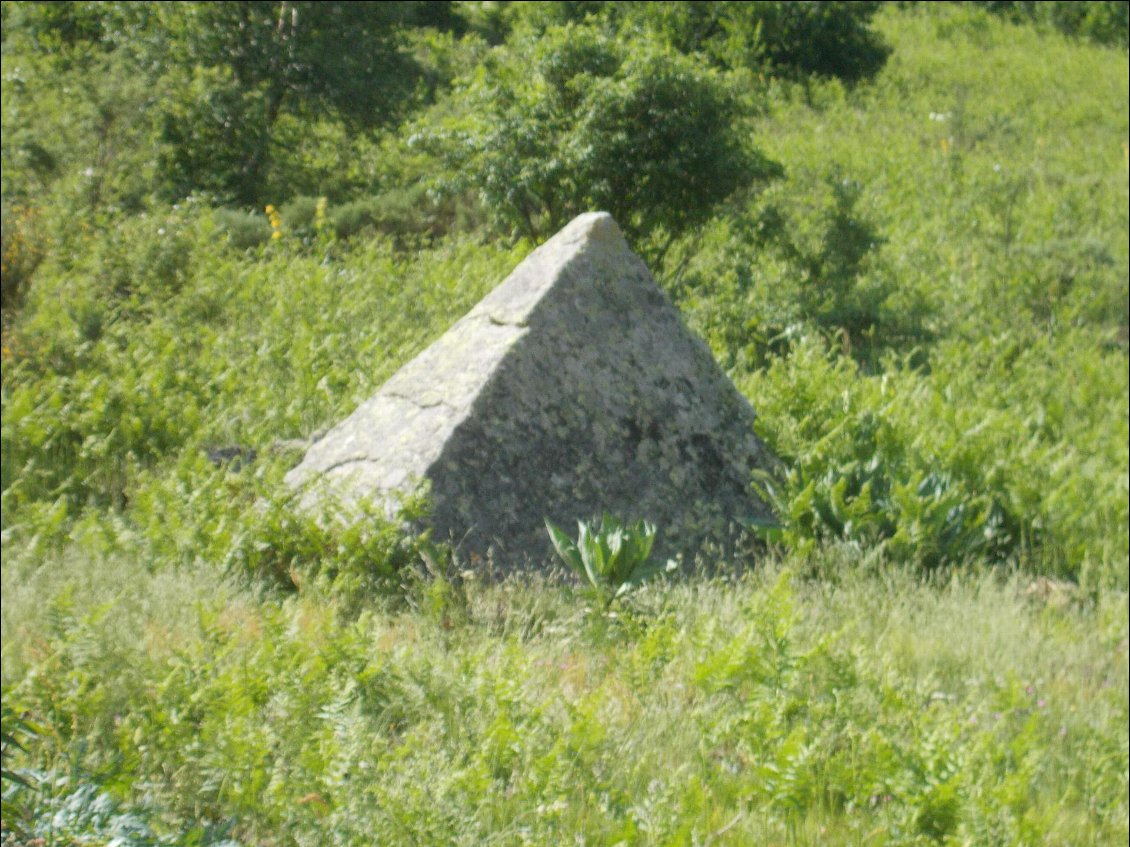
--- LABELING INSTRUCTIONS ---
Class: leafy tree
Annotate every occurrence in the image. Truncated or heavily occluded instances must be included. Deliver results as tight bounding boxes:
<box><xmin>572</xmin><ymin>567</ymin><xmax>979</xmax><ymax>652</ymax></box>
<box><xmin>3</xmin><ymin>2</ymin><xmax>459</xmax><ymax>205</ymax></box>
<box><xmin>0</xmin><ymin>1</ymin><xmax>132</xmax><ymax>59</ymax></box>
<box><xmin>974</xmin><ymin>1</ymin><xmax>1129</xmax><ymax>48</ymax></box>
<box><xmin>478</xmin><ymin>2</ymin><xmax>892</xmax><ymax>85</ymax></box>
<box><xmin>414</xmin><ymin>23</ymin><xmax>780</xmax><ymax>254</ymax></box>
<box><xmin>155</xmin><ymin>1</ymin><xmax>434</xmax><ymax>204</ymax></box>
<box><xmin>630</xmin><ymin>1</ymin><xmax>892</xmax><ymax>84</ymax></box>
<box><xmin>1</xmin><ymin>3</ymin><xmax>165</xmax><ymax>212</ymax></box>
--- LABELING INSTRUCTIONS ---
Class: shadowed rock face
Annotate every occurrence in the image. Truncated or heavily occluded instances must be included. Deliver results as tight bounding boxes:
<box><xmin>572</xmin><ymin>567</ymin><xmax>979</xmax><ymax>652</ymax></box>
<box><xmin>286</xmin><ymin>212</ymin><xmax>776</xmax><ymax>568</ymax></box>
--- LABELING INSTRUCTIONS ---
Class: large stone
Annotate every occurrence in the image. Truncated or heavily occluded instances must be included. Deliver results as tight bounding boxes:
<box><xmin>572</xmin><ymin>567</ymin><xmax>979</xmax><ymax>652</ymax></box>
<box><xmin>285</xmin><ymin>212</ymin><xmax>776</xmax><ymax>568</ymax></box>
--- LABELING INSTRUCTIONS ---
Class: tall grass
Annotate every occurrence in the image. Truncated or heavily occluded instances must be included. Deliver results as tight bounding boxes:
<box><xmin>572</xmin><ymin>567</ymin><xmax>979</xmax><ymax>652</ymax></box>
<box><xmin>2</xmin><ymin>545</ymin><xmax>1126</xmax><ymax>845</ymax></box>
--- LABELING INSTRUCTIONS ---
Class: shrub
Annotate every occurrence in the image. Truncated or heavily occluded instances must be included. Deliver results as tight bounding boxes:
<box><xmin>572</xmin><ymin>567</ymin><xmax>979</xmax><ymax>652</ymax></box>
<box><xmin>225</xmin><ymin>491</ymin><xmax>432</xmax><ymax>600</ymax></box>
<box><xmin>129</xmin><ymin>458</ymin><xmax>444</xmax><ymax>614</ymax></box>
<box><xmin>975</xmin><ymin>1</ymin><xmax>1129</xmax><ymax>47</ymax></box>
<box><xmin>68</xmin><ymin>209</ymin><xmax>197</xmax><ymax>322</ymax></box>
<box><xmin>631</xmin><ymin>1</ymin><xmax>892</xmax><ymax>84</ymax></box>
<box><xmin>330</xmin><ymin>186</ymin><xmax>484</xmax><ymax>245</ymax></box>
<box><xmin>747</xmin><ymin>339</ymin><xmax>1039</xmax><ymax>571</ymax></box>
<box><xmin>473</xmin><ymin>2</ymin><xmax>893</xmax><ymax>86</ymax></box>
<box><xmin>213</xmin><ymin>207</ymin><xmax>272</xmax><ymax>251</ymax></box>
<box><xmin>756</xmin><ymin>168</ymin><xmax>930</xmax><ymax>361</ymax></box>
<box><xmin>669</xmin><ymin>167</ymin><xmax>930</xmax><ymax>371</ymax></box>
<box><xmin>412</xmin><ymin>22</ymin><xmax>780</xmax><ymax>253</ymax></box>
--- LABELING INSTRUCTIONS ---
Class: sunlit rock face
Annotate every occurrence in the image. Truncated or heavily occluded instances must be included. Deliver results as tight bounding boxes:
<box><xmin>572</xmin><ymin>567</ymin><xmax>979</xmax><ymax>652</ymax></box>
<box><xmin>286</xmin><ymin>212</ymin><xmax>776</xmax><ymax>569</ymax></box>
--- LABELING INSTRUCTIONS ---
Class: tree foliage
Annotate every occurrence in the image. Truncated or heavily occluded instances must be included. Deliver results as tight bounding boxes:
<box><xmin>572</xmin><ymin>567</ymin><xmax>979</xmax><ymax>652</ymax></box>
<box><xmin>2</xmin><ymin>1</ymin><xmax>463</xmax><ymax>205</ymax></box>
<box><xmin>628</xmin><ymin>1</ymin><xmax>891</xmax><ymax>84</ymax></box>
<box><xmin>154</xmin><ymin>2</ymin><xmax>437</xmax><ymax>203</ymax></box>
<box><xmin>975</xmin><ymin>1</ymin><xmax>1129</xmax><ymax>48</ymax></box>
<box><xmin>488</xmin><ymin>1</ymin><xmax>892</xmax><ymax>85</ymax></box>
<box><xmin>2</xmin><ymin>1</ymin><xmax>893</xmax><ymax>211</ymax></box>
<box><xmin>414</xmin><ymin>23</ymin><xmax>781</xmax><ymax>249</ymax></box>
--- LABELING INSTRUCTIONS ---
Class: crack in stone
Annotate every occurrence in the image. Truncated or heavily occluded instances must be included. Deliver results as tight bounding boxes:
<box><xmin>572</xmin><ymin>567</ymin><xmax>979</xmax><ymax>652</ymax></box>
<box><xmin>318</xmin><ymin>456</ymin><xmax>380</xmax><ymax>476</ymax></box>
<box><xmin>486</xmin><ymin>313</ymin><xmax>530</xmax><ymax>329</ymax></box>
<box><xmin>385</xmin><ymin>390</ymin><xmax>453</xmax><ymax>410</ymax></box>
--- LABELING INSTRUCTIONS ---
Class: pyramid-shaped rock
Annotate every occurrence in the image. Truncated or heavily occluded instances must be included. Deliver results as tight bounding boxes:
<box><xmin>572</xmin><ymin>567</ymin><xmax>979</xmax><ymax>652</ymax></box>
<box><xmin>286</xmin><ymin>212</ymin><xmax>775</xmax><ymax>567</ymax></box>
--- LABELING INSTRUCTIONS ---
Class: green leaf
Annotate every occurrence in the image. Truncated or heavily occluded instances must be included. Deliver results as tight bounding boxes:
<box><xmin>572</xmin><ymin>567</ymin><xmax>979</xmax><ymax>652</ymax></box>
<box><xmin>545</xmin><ymin>519</ymin><xmax>583</xmax><ymax>576</ymax></box>
<box><xmin>545</xmin><ymin>513</ymin><xmax>667</xmax><ymax>608</ymax></box>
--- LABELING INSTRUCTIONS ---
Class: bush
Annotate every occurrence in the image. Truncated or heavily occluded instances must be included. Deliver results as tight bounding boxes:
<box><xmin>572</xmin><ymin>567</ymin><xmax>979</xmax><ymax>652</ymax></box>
<box><xmin>470</xmin><ymin>2</ymin><xmax>892</xmax><ymax>86</ymax></box>
<box><xmin>329</xmin><ymin>186</ymin><xmax>485</xmax><ymax>245</ymax></box>
<box><xmin>669</xmin><ymin>167</ymin><xmax>930</xmax><ymax>371</ymax></box>
<box><xmin>757</xmin><ymin>168</ymin><xmax>931</xmax><ymax>361</ymax></box>
<box><xmin>122</xmin><ymin>455</ymin><xmax>447</xmax><ymax>615</ymax></box>
<box><xmin>975</xmin><ymin>1</ymin><xmax>1129</xmax><ymax>47</ymax></box>
<box><xmin>744</xmin><ymin>333</ymin><xmax>1127</xmax><ymax>581</ymax></box>
<box><xmin>631</xmin><ymin>1</ymin><xmax>892</xmax><ymax>84</ymax></box>
<box><xmin>213</xmin><ymin>207</ymin><xmax>272</xmax><ymax>251</ymax></box>
<box><xmin>412</xmin><ymin>22</ymin><xmax>780</xmax><ymax>252</ymax></box>
<box><xmin>223</xmin><ymin>488</ymin><xmax>437</xmax><ymax>613</ymax></box>
<box><xmin>749</xmin><ymin>350</ymin><xmax>1037</xmax><ymax>570</ymax></box>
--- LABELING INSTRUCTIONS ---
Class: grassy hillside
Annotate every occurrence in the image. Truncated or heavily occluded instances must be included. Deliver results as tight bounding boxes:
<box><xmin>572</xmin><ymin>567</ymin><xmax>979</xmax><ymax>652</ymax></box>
<box><xmin>1</xmin><ymin>3</ymin><xmax>1127</xmax><ymax>845</ymax></box>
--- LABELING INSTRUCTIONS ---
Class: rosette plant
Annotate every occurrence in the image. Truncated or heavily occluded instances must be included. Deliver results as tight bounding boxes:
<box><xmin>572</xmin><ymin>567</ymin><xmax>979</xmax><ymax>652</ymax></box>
<box><xmin>545</xmin><ymin>512</ymin><xmax>675</xmax><ymax>608</ymax></box>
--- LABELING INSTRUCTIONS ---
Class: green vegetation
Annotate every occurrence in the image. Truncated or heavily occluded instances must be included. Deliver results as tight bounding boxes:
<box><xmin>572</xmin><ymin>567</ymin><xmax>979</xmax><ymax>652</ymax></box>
<box><xmin>976</xmin><ymin>1</ymin><xmax>1129</xmax><ymax>47</ymax></box>
<box><xmin>1</xmin><ymin>2</ymin><xmax>1127</xmax><ymax>844</ymax></box>
<box><xmin>1</xmin><ymin>701</ymin><xmax>40</xmax><ymax>839</ymax></box>
<box><xmin>546</xmin><ymin>513</ymin><xmax>672</xmax><ymax>609</ymax></box>
<box><xmin>410</xmin><ymin>20</ymin><xmax>781</xmax><ymax>251</ymax></box>
<box><xmin>3</xmin><ymin>551</ymin><xmax>1125</xmax><ymax>845</ymax></box>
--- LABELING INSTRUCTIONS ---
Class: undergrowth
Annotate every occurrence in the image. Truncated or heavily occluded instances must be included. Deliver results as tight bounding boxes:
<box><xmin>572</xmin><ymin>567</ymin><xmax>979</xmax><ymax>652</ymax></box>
<box><xmin>1</xmin><ymin>548</ymin><xmax>1125</xmax><ymax>845</ymax></box>
<box><xmin>1</xmin><ymin>3</ymin><xmax>1126</xmax><ymax>845</ymax></box>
